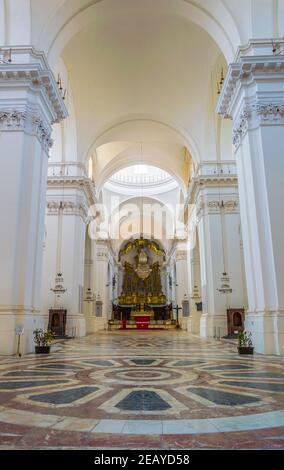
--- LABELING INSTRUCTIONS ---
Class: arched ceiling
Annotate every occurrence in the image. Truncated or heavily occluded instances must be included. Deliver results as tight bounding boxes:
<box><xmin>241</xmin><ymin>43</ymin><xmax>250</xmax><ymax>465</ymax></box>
<box><xmin>32</xmin><ymin>0</ymin><xmax>241</xmax><ymax>64</ymax></box>
<box><xmin>58</xmin><ymin>0</ymin><xmax>223</xmax><ymax>165</ymax></box>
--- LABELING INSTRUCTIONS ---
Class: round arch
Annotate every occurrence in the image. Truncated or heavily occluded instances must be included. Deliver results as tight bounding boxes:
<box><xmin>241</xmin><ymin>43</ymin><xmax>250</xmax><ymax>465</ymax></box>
<box><xmin>37</xmin><ymin>0</ymin><xmax>241</xmax><ymax>66</ymax></box>
<box><xmin>85</xmin><ymin>116</ymin><xmax>200</xmax><ymax>167</ymax></box>
<box><xmin>97</xmin><ymin>159</ymin><xmax>187</xmax><ymax>198</ymax></box>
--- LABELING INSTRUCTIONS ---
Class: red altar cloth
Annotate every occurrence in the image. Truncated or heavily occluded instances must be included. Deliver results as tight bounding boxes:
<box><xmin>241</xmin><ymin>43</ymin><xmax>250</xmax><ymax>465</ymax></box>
<box><xmin>135</xmin><ymin>315</ymin><xmax>150</xmax><ymax>330</ymax></box>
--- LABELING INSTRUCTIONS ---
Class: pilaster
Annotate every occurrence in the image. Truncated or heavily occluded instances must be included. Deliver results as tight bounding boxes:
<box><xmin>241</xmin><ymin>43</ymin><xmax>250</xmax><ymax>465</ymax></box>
<box><xmin>0</xmin><ymin>47</ymin><xmax>67</xmax><ymax>354</ymax></box>
<box><xmin>217</xmin><ymin>40</ymin><xmax>284</xmax><ymax>355</ymax></box>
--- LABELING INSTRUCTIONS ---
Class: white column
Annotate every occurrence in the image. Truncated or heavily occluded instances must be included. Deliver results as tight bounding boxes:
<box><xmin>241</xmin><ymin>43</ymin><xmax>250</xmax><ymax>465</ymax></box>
<box><xmin>42</xmin><ymin>182</ymin><xmax>88</xmax><ymax>337</ymax></box>
<box><xmin>93</xmin><ymin>240</ymin><xmax>110</xmax><ymax>331</ymax></box>
<box><xmin>175</xmin><ymin>241</ymin><xmax>189</xmax><ymax>329</ymax></box>
<box><xmin>83</xmin><ymin>235</ymin><xmax>95</xmax><ymax>334</ymax></box>
<box><xmin>217</xmin><ymin>41</ymin><xmax>284</xmax><ymax>355</ymax></box>
<box><xmin>188</xmin><ymin>233</ymin><xmax>202</xmax><ymax>334</ymax></box>
<box><xmin>196</xmin><ymin>184</ymin><xmax>245</xmax><ymax>339</ymax></box>
<box><xmin>0</xmin><ymin>47</ymin><xmax>67</xmax><ymax>354</ymax></box>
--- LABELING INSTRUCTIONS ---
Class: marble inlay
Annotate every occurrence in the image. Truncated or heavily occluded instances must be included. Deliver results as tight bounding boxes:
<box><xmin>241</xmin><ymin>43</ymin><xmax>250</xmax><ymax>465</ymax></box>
<box><xmin>202</xmin><ymin>364</ymin><xmax>253</xmax><ymax>371</ymax></box>
<box><xmin>174</xmin><ymin>360</ymin><xmax>206</xmax><ymax>367</ymax></box>
<box><xmin>82</xmin><ymin>360</ymin><xmax>114</xmax><ymax>367</ymax></box>
<box><xmin>116</xmin><ymin>390</ymin><xmax>171</xmax><ymax>411</ymax></box>
<box><xmin>220</xmin><ymin>381</ymin><xmax>284</xmax><ymax>392</ymax></box>
<box><xmin>0</xmin><ymin>380</ymin><xmax>69</xmax><ymax>390</ymax></box>
<box><xmin>130</xmin><ymin>359</ymin><xmax>155</xmax><ymax>366</ymax></box>
<box><xmin>37</xmin><ymin>364</ymin><xmax>82</xmax><ymax>370</ymax></box>
<box><xmin>221</xmin><ymin>372</ymin><xmax>284</xmax><ymax>379</ymax></box>
<box><xmin>2</xmin><ymin>371</ymin><xmax>65</xmax><ymax>377</ymax></box>
<box><xmin>0</xmin><ymin>331</ymin><xmax>283</xmax><ymax>449</ymax></box>
<box><xmin>30</xmin><ymin>386</ymin><xmax>99</xmax><ymax>405</ymax></box>
<box><xmin>187</xmin><ymin>387</ymin><xmax>260</xmax><ymax>406</ymax></box>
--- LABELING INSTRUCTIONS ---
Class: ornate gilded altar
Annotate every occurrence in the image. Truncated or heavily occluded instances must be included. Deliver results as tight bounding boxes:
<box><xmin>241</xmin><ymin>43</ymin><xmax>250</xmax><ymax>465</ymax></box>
<box><xmin>118</xmin><ymin>258</ymin><xmax>166</xmax><ymax>306</ymax></box>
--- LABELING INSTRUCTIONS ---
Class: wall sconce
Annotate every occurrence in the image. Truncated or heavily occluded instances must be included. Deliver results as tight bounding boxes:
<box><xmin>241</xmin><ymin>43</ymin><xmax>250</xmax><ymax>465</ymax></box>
<box><xmin>56</xmin><ymin>73</ymin><xmax>67</xmax><ymax>100</ymax></box>
<box><xmin>217</xmin><ymin>68</ymin><xmax>224</xmax><ymax>95</ymax></box>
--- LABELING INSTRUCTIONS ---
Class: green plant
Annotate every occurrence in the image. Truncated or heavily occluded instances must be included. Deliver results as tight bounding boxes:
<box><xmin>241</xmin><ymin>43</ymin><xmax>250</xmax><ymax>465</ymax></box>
<box><xmin>33</xmin><ymin>328</ymin><xmax>55</xmax><ymax>347</ymax></box>
<box><xmin>238</xmin><ymin>331</ymin><xmax>253</xmax><ymax>348</ymax></box>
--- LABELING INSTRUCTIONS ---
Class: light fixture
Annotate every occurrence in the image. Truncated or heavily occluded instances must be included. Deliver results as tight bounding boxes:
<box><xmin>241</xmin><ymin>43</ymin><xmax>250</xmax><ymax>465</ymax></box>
<box><xmin>50</xmin><ymin>273</ymin><xmax>67</xmax><ymax>297</ymax></box>
<box><xmin>217</xmin><ymin>272</ymin><xmax>233</xmax><ymax>294</ymax></box>
<box><xmin>191</xmin><ymin>285</ymin><xmax>200</xmax><ymax>299</ymax></box>
<box><xmin>84</xmin><ymin>287</ymin><xmax>94</xmax><ymax>303</ymax></box>
<box><xmin>56</xmin><ymin>73</ymin><xmax>67</xmax><ymax>100</ymax></box>
<box><xmin>135</xmin><ymin>248</ymin><xmax>152</xmax><ymax>280</ymax></box>
<box><xmin>0</xmin><ymin>48</ymin><xmax>12</xmax><ymax>64</ymax></box>
<box><xmin>135</xmin><ymin>142</ymin><xmax>152</xmax><ymax>280</ymax></box>
<box><xmin>217</xmin><ymin>68</ymin><xmax>224</xmax><ymax>95</ymax></box>
<box><xmin>217</xmin><ymin>199</ymin><xmax>233</xmax><ymax>295</ymax></box>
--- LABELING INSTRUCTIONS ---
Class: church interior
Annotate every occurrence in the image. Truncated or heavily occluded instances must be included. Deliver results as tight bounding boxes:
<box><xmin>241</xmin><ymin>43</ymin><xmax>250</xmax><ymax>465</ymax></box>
<box><xmin>0</xmin><ymin>0</ymin><xmax>284</xmax><ymax>451</ymax></box>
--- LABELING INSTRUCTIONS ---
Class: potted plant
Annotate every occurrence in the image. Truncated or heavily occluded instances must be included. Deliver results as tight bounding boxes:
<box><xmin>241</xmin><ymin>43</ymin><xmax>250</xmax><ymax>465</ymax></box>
<box><xmin>33</xmin><ymin>328</ymin><xmax>55</xmax><ymax>354</ymax></box>
<box><xmin>238</xmin><ymin>331</ymin><xmax>254</xmax><ymax>355</ymax></box>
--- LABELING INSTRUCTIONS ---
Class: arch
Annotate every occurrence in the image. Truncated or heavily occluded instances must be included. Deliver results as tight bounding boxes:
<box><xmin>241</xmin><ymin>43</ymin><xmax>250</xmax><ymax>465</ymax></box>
<box><xmin>38</xmin><ymin>0</ymin><xmax>240</xmax><ymax>67</ymax></box>
<box><xmin>98</xmin><ymin>159</ymin><xmax>186</xmax><ymax>198</ymax></box>
<box><xmin>85</xmin><ymin>116</ymin><xmax>200</xmax><ymax>166</ymax></box>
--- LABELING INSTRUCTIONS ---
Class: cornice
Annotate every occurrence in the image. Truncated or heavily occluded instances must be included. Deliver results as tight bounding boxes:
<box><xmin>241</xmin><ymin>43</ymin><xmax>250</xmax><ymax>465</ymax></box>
<box><xmin>188</xmin><ymin>174</ymin><xmax>238</xmax><ymax>206</ymax></box>
<box><xmin>47</xmin><ymin>176</ymin><xmax>96</xmax><ymax>206</ymax></box>
<box><xmin>0</xmin><ymin>47</ymin><xmax>68</xmax><ymax>123</ymax></box>
<box><xmin>216</xmin><ymin>54</ymin><xmax>284</xmax><ymax>119</ymax></box>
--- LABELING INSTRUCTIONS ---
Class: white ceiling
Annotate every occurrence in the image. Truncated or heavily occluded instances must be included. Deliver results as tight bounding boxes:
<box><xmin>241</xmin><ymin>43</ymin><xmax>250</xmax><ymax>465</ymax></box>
<box><xmin>61</xmin><ymin>0</ymin><xmax>222</xmax><ymax>163</ymax></box>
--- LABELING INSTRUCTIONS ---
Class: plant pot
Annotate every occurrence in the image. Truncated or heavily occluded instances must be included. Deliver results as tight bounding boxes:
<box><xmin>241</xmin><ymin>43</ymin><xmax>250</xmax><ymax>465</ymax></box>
<box><xmin>238</xmin><ymin>346</ymin><xmax>254</xmax><ymax>355</ymax></box>
<box><xmin>35</xmin><ymin>345</ymin><xmax>51</xmax><ymax>354</ymax></box>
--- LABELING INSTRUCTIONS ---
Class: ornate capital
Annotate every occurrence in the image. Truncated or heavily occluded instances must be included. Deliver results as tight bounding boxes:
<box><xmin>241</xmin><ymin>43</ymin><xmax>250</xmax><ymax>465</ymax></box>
<box><xmin>176</xmin><ymin>250</ymin><xmax>188</xmax><ymax>261</ymax></box>
<box><xmin>0</xmin><ymin>110</ymin><xmax>26</xmax><ymax>129</ymax></box>
<box><xmin>46</xmin><ymin>200</ymin><xmax>88</xmax><ymax>222</ymax></box>
<box><xmin>232</xmin><ymin>108</ymin><xmax>251</xmax><ymax>151</ymax></box>
<box><xmin>232</xmin><ymin>103</ymin><xmax>284</xmax><ymax>151</ymax></box>
<box><xmin>32</xmin><ymin>115</ymin><xmax>53</xmax><ymax>152</ymax></box>
<box><xmin>256</xmin><ymin>104</ymin><xmax>284</xmax><ymax>122</ymax></box>
<box><xmin>0</xmin><ymin>108</ymin><xmax>53</xmax><ymax>153</ymax></box>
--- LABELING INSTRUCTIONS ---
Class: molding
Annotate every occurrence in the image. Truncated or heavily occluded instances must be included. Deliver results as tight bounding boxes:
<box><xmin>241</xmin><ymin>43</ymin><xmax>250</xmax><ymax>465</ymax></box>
<box><xmin>47</xmin><ymin>176</ymin><xmax>96</xmax><ymax>207</ymax></box>
<box><xmin>46</xmin><ymin>200</ymin><xmax>89</xmax><ymax>222</ymax></box>
<box><xmin>188</xmin><ymin>174</ymin><xmax>238</xmax><ymax>206</ymax></box>
<box><xmin>256</xmin><ymin>104</ymin><xmax>284</xmax><ymax>122</ymax></box>
<box><xmin>175</xmin><ymin>250</ymin><xmax>188</xmax><ymax>261</ymax></box>
<box><xmin>196</xmin><ymin>196</ymin><xmax>239</xmax><ymax>220</ymax></box>
<box><xmin>0</xmin><ymin>46</ymin><xmax>68</xmax><ymax>124</ymax></box>
<box><xmin>216</xmin><ymin>54</ymin><xmax>284</xmax><ymax>118</ymax></box>
<box><xmin>0</xmin><ymin>109</ymin><xmax>53</xmax><ymax>153</ymax></box>
<box><xmin>232</xmin><ymin>103</ymin><xmax>284</xmax><ymax>151</ymax></box>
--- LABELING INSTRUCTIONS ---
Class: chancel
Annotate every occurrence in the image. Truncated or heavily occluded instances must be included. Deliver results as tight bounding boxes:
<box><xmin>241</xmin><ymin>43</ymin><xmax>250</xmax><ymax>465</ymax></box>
<box><xmin>0</xmin><ymin>0</ymin><xmax>284</xmax><ymax>452</ymax></box>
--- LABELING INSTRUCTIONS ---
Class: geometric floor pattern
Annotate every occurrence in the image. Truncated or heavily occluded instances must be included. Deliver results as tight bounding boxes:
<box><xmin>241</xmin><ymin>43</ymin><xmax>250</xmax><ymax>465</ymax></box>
<box><xmin>0</xmin><ymin>331</ymin><xmax>284</xmax><ymax>449</ymax></box>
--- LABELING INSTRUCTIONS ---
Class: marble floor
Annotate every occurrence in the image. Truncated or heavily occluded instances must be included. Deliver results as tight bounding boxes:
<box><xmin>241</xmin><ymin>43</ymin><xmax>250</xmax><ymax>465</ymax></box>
<box><xmin>0</xmin><ymin>331</ymin><xmax>284</xmax><ymax>449</ymax></box>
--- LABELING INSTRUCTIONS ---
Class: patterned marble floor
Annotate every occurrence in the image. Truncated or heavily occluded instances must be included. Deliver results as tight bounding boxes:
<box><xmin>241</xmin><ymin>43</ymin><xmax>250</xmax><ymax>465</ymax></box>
<box><xmin>0</xmin><ymin>331</ymin><xmax>284</xmax><ymax>449</ymax></box>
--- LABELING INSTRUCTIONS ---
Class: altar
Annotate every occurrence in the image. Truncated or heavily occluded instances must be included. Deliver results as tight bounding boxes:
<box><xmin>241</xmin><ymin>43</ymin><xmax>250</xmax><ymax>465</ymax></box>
<box><xmin>111</xmin><ymin>238</ymin><xmax>174</xmax><ymax>330</ymax></box>
<box><xmin>131</xmin><ymin>305</ymin><xmax>154</xmax><ymax>329</ymax></box>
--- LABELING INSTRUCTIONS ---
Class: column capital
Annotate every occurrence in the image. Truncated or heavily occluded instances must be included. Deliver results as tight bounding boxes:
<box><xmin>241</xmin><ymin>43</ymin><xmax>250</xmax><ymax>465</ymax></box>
<box><xmin>0</xmin><ymin>47</ymin><xmax>68</xmax><ymax>153</ymax></box>
<box><xmin>47</xmin><ymin>174</ymin><xmax>97</xmax><ymax>207</ymax></box>
<box><xmin>46</xmin><ymin>199</ymin><xmax>89</xmax><ymax>222</ymax></box>
<box><xmin>216</xmin><ymin>42</ymin><xmax>284</xmax><ymax>120</ymax></box>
